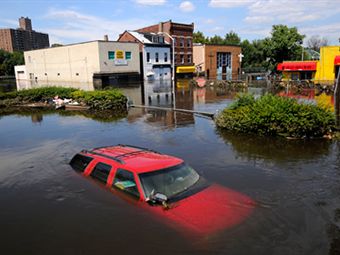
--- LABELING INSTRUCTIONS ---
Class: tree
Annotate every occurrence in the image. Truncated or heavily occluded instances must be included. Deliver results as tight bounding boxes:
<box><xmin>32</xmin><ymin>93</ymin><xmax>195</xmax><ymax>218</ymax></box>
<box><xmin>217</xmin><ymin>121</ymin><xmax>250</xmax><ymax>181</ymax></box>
<box><xmin>266</xmin><ymin>24</ymin><xmax>305</xmax><ymax>69</ymax></box>
<box><xmin>51</xmin><ymin>43</ymin><xmax>63</xmax><ymax>47</ymax></box>
<box><xmin>306</xmin><ymin>35</ymin><xmax>328</xmax><ymax>52</ymax></box>
<box><xmin>208</xmin><ymin>35</ymin><xmax>224</xmax><ymax>45</ymax></box>
<box><xmin>193</xmin><ymin>31</ymin><xmax>207</xmax><ymax>44</ymax></box>
<box><xmin>224</xmin><ymin>31</ymin><xmax>241</xmax><ymax>45</ymax></box>
<box><xmin>0</xmin><ymin>49</ymin><xmax>24</xmax><ymax>76</ymax></box>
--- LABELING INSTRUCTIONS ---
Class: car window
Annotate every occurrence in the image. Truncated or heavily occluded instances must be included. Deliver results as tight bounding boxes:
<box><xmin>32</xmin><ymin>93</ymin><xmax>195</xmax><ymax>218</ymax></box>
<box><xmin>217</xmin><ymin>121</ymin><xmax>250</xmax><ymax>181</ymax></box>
<box><xmin>113</xmin><ymin>169</ymin><xmax>139</xmax><ymax>198</ymax></box>
<box><xmin>90</xmin><ymin>162</ymin><xmax>112</xmax><ymax>183</ymax></box>
<box><xmin>70</xmin><ymin>154</ymin><xmax>93</xmax><ymax>172</ymax></box>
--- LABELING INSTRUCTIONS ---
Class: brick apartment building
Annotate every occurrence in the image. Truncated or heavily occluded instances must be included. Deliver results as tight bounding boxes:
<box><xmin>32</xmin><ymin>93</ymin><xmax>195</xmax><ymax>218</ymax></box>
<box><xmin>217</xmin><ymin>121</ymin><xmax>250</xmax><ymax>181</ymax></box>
<box><xmin>0</xmin><ymin>17</ymin><xmax>49</xmax><ymax>52</ymax></box>
<box><xmin>135</xmin><ymin>20</ymin><xmax>195</xmax><ymax>75</ymax></box>
<box><xmin>193</xmin><ymin>44</ymin><xmax>241</xmax><ymax>80</ymax></box>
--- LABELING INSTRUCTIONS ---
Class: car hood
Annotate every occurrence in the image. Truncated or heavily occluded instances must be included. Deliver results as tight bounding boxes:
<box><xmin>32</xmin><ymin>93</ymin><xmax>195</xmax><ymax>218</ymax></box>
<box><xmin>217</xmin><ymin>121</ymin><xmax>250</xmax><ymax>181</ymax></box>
<box><xmin>154</xmin><ymin>184</ymin><xmax>255</xmax><ymax>235</ymax></box>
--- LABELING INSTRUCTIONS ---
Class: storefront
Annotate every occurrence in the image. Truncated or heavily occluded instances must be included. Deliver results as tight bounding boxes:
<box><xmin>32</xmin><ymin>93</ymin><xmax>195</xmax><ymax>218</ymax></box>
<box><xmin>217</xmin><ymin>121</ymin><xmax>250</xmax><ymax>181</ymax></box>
<box><xmin>277</xmin><ymin>46</ymin><xmax>340</xmax><ymax>85</ymax></box>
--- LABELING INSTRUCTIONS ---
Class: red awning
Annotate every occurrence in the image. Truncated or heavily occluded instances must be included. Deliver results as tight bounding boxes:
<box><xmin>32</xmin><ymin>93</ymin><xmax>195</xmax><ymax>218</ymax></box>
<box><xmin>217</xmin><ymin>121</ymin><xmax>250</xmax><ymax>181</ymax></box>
<box><xmin>277</xmin><ymin>61</ymin><xmax>317</xmax><ymax>71</ymax></box>
<box><xmin>334</xmin><ymin>56</ymin><xmax>340</xmax><ymax>65</ymax></box>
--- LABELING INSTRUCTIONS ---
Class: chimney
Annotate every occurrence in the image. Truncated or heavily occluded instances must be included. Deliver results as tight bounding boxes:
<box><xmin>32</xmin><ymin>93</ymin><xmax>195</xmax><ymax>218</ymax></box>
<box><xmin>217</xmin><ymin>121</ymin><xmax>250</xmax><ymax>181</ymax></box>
<box><xmin>104</xmin><ymin>35</ymin><xmax>109</xmax><ymax>41</ymax></box>
<box><xmin>158</xmin><ymin>22</ymin><xmax>163</xmax><ymax>32</ymax></box>
<box><xmin>19</xmin><ymin>17</ymin><xmax>32</xmax><ymax>31</ymax></box>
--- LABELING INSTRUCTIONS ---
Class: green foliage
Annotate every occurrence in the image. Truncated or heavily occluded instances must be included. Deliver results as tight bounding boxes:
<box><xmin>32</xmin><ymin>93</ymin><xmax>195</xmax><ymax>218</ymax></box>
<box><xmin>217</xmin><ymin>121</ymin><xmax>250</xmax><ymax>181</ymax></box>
<box><xmin>0</xmin><ymin>87</ymin><xmax>127</xmax><ymax>110</ymax></box>
<box><xmin>216</xmin><ymin>94</ymin><xmax>335</xmax><ymax>138</ymax></box>
<box><xmin>71</xmin><ymin>89</ymin><xmax>127</xmax><ymax>110</ymax></box>
<box><xmin>224</xmin><ymin>31</ymin><xmax>241</xmax><ymax>45</ymax></box>
<box><xmin>0</xmin><ymin>87</ymin><xmax>77</xmax><ymax>101</ymax></box>
<box><xmin>0</xmin><ymin>50</ymin><xmax>24</xmax><ymax>76</ymax></box>
<box><xmin>193</xmin><ymin>30</ymin><xmax>241</xmax><ymax>45</ymax></box>
<box><xmin>193</xmin><ymin>31</ymin><xmax>208</xmax><ymax>44</ymax></box>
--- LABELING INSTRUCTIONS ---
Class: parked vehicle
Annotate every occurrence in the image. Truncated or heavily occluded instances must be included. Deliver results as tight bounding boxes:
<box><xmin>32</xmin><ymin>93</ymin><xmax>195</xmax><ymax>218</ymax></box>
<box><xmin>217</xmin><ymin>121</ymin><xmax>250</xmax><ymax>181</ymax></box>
<box><xmin>70</xmin><ymin>144</ymin><xmax>255</xmax><ymax>235</ymax></box>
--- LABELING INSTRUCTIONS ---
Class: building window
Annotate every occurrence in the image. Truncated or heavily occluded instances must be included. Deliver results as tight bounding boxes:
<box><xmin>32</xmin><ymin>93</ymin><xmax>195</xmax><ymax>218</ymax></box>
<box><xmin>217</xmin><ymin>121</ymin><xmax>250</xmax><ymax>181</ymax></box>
<box><xmin>57</xmin><ymin>73</ymin><xmax>60</xmax><ymax>76</ymax></box>
<box><xmin>187</xmin><ymin>54</ymin><xmax>192</xmax><ymax>63</ymax></box>
<box><xmin>76</xmin><ymin>73</ymin><xmax>79</xmax><ymax>76</ymax></box>
<box><xmin>125</xmin><ymin>51</ymin><xmax>131</xmax><ymax>60</ymax></box>
<box><xmin>147</xmin><ymin>52</ymin><xmax>150</xmax><ymax>62</ymax></box>
<box><xmin>164</xmin><ymin>52</ymin><xmax>168</xmax><ymax>62</ymax></box>
<box><xmin>180</xmin><ymin>54</ymin><xmax>184</xmax><ymax>64</ymax></box>
<box><xmin>108</xmin><ymin>51</ymin><xmax>115</xmax><ymax>60</ymax></box>
<box><xmin>180</xmin><ymin>38</ymin><xmax>184</xmax><ymax>47</ymax></box>
<box><xmin>155</xmin><ymin>52</ymin><xmax>159</xmax><ymax>63</ymax></box>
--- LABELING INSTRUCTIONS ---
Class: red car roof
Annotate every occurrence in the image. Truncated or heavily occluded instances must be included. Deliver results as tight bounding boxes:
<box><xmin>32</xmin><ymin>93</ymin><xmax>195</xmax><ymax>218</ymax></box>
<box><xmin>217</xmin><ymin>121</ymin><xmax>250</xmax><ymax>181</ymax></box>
<box><xmin>85</xmin><ymin>145</ymin><xmax>183</xmax><ymax>174</ymax></box>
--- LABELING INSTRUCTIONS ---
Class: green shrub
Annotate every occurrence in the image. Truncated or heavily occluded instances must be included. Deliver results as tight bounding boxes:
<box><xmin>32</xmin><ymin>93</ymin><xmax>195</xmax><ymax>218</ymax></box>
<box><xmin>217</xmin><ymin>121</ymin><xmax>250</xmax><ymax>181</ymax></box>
<box><xmin>215</xmin><ymin>94</ymin><xmax>335</xmax><ymax>138</ymax></box>
<box><xmin>71</xmin><ymin>89</ymin><xmax>127</xmax><ymax>110</ymax></box>
<box><xmin>0</xmin><ymin>87</ymin><xmax>127</xmax><ymax>111</ymax></box>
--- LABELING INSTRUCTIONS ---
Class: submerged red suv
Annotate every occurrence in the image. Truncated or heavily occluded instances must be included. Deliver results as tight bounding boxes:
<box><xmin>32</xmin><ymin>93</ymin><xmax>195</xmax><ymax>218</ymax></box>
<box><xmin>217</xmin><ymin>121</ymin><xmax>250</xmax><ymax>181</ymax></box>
<box><xmin>70</xmin><ymin>144</ymin><xmax>255</xmax><ymax>235</ymax></box>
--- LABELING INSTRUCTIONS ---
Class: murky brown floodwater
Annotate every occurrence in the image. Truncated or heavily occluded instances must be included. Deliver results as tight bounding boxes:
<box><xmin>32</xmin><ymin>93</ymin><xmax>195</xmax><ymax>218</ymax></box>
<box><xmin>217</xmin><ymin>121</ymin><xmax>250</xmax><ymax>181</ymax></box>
<box><xmin>0</xmin><ymin>80</ymin><xmax>339</xmax><ymax>254</ymax></box>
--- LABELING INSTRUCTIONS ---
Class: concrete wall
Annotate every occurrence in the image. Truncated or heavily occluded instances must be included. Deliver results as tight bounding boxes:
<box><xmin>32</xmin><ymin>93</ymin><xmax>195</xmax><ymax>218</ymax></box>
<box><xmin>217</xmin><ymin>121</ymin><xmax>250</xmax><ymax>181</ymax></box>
<box><xmin>98</xmin><ymin>41</ymin><xmax>140</xmax><ymax>74</ymax></box>
<box><xmin>23</xmin><ymin>41</ymin><xmax>140</xmax><ymax>89</ymax></box>
<box><xmin>193</xmin><ymin>44</ymin><xmax>205</xmax><ymax>71</ymax></box>
<box><xmin>24</xmin><ymin>41</ymin><xmax>100</xmax><ymax>86</ymax></box>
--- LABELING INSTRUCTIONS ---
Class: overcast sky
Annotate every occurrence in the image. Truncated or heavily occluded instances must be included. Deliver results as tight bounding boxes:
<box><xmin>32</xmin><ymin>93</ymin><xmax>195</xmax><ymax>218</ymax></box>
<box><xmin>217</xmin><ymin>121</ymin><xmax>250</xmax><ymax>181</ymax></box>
<box><xmin>1</xmin><ymin>0</ymin><xmax>340</xmax><ymax>45</ymax></box>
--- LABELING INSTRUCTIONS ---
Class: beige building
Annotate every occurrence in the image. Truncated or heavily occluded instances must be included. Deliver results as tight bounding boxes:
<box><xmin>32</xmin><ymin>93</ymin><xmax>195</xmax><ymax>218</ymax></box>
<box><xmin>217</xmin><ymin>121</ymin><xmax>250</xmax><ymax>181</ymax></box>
<box><xmin>16</xmin><ymin>40</ymin><xmax>140</xmax><ymax>90</ymax></box>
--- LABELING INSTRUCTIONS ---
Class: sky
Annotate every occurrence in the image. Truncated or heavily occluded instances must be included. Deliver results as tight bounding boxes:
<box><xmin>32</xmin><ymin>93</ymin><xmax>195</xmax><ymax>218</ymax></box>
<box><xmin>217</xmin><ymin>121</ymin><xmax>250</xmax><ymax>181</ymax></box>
<box><xmin>1</xmin><ymin>0</ymin><xmax>340</xmax><ymax>46</ymax></box>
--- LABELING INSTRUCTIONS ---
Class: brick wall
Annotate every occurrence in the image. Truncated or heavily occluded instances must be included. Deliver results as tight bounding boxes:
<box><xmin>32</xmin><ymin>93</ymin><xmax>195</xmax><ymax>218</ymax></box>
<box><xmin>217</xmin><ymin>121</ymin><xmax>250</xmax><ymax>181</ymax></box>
<box><xmin>118</xmin><ymin>31</ymin><xmax>143</xmax><ymax>51</ymax></box>
<box><xmin>204</xmin><ymin>45</ymin><xmax>241</xmax><ymax>80</ymax></box>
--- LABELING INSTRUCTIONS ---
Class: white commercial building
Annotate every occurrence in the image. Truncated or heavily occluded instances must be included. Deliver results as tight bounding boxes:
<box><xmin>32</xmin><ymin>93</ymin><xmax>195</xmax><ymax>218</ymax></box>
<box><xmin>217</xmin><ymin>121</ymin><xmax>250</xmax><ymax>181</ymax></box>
<box><xmin>15</xmin><ymin>40</ymin><xmax>140</xmax><ymax>90</ymax></box>
<box><xmin>118</xmin><ymin>31</ymin><xmax>171</xmax><ymax>81</ymax></box>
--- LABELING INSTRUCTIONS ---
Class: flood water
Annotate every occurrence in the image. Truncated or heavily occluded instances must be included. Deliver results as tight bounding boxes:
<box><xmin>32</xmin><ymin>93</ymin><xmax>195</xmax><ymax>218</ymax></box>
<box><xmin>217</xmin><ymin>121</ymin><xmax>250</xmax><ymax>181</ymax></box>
<box><xmin>0</xmin><ymin>80</ymin><xmax>340</xmax><ymax>254</ymax></box>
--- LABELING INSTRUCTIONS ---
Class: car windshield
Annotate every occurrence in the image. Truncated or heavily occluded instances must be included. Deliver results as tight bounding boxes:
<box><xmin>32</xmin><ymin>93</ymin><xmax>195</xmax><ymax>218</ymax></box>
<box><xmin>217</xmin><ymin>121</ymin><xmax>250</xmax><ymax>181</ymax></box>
<box><xmin>139</xmin><ymin>163</ymin><xmax>200</xmax><ymax>199</ymax></box>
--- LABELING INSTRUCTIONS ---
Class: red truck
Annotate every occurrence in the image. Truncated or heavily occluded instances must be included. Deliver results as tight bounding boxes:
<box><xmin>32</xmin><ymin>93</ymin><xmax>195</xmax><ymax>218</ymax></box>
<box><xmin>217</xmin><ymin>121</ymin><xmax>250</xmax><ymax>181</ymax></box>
<box><xmin>70</xmin><ymin>144</ymin><xmax>255</xmax><ymax>235</ymax></box>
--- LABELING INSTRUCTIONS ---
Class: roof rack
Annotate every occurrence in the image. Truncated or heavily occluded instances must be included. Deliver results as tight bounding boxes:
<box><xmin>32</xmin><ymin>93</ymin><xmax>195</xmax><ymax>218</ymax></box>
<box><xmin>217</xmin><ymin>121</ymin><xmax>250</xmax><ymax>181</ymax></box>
<box><xmin>81</xmin><ymin>150</ymin><xmax>125</xmax><ymax>164</ymax></box>
<box><xmin>83</xmin><ymin>144</ymin><xmax>161</xmax><ymax>164</ymax></box>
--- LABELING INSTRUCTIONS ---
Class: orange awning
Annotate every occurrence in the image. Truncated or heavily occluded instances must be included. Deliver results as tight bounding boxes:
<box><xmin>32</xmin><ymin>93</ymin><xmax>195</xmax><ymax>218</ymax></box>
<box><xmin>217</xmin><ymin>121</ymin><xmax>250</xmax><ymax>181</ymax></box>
<box><xmin>277</xmin><ymin>61</ymin><xmax>317</xmax><ymax>71</ymax></box>
<box><xmin>334</xmin><ymin>56</ymin><xmax>340</xmax><ymax>65</ymax></box>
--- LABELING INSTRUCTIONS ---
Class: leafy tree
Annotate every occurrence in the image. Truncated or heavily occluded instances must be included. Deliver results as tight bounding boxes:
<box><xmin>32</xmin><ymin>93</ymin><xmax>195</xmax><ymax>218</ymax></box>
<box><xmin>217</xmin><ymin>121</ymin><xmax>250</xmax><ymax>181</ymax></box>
<box><xmin>0</xmin><ymin>50</ymin><xmax>24</xmax><ymax>76</ymax></box>
<box><xmin>266</xmin><ymin>24</ymin><xmax>305</xmax><ymax>67</ymax></box>
<box><xmin>224</xmin><ymin>31</ymin><xmax>241</xmax><ymax>45</ymax></box>
<box><xmin>306</xmin><ymin>35</ymin><xmax>328</xmax><ymax>52</ymax></box>
<box><xmin>193</xmin><ymin>31</ymin><xmax>207</xmax><ymax>44</ymax></box>
<box><xmin>208</xmin><ymin>35</ymin><xmax>225</xmax><ymax>45</ymax></box>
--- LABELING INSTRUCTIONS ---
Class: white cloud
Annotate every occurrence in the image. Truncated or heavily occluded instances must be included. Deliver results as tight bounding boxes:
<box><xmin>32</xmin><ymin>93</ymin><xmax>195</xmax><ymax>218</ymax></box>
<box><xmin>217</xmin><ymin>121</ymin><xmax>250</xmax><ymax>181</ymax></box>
<box><xmin>44</xmin><ymin>8</ymin><xmax>151</xmax><ymax>44</ymax></box>
<box><xmin>211</xmin><ymin>26</ymin><xmax>224</xmax><ymax>32</ymax></box>
<box><xmin>209</xmin><ymin>0</ymin><xmax>254</xmax><ymax>8</ymax></box>
<box><xmin>135</xmin><ymin>0</ymin><xmax>166</xmax><ymax>5</ymax></box>
<box><xmin>301</xmin><ymin>22</ymin><xmax>340</xmax><ymax>45</ymax></box>
<box><xmin>179</xmin><ymin>1</ymin><xmax>195</xmax><ymax>12</ymax></box>
<box><xmin>245</xmin><ymin>0</ymin><xmax>340</xmax><ymax>25</ymax></box>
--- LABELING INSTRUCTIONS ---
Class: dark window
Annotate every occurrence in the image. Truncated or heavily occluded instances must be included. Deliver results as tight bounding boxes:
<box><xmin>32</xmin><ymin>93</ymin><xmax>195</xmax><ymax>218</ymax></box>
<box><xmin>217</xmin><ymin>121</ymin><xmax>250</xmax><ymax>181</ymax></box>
<box><xmin>187</xmin><ymin>54</ymin><xmax>192</xmax><ymax>64</ymax></box>
<box><xmin>155</xmin><ymin>52</ymin><xmax>159</xmax><ymax>63</ymax></box>
<box><xmin>113</xmin><ymin>169</ymin><xmax>139</xmax><ymax>198</ymax></box>
<box><xmin>125</xmin><ymin>51</ymin><xmax>131</xmax><ymax>60</ymax></box>
<box><xmin>180</xmin><ymin>54</ymin><xmax>184</xmax><ymax>64</ymax></box>
<box><xmin>180</xmin><ymin>38</ymin><xmax>184</xmax><ymax>47</ymax></box>
<box><xmin>108</xmin><ymin>51</ymin><xmax>115</xmax><ymax>60</ymax></box>
<box><xmin>147</xmin><ymin>52</ymin><xmax>150</xmax><ymax>62</ymax></box>
<box><xmin>164</xmin><ymin>52</ymin><xmax>168</xmax><ymax>62</ymax></box>
<box><xmin>187</xmin><ymin>38</ymin><xmax>191</xmax><ymax>47</ymax></box>
<box><xmin>70</xmin><ymin>154</ymin><xmax>93</xmax><ymax>172</ymax></box>
<box><xmin>90</xmin><ymin>162</ymin><xmax>112</xmax><ymax>183</ymax></box>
